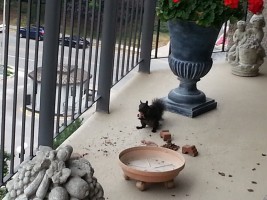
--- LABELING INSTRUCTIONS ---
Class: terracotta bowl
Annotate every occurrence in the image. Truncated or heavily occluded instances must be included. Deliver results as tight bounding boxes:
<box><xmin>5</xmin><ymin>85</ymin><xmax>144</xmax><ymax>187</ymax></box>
<box><xmin>118</xmin><ymin>146</ymin><xmax>185</xmax><ymax>183</ymax></box>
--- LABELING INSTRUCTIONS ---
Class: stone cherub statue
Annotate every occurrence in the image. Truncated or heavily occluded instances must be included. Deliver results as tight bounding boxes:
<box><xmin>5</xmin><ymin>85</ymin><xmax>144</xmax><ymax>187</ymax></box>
<box><xmin>227</xmin><ymin>20</ymin><xmax>247</xmax><ymax>63</ymax></box>
<box><xmin>227</xmin><ymin>14</ymin><xmax>266</xmax><ymax>76</ymax></box>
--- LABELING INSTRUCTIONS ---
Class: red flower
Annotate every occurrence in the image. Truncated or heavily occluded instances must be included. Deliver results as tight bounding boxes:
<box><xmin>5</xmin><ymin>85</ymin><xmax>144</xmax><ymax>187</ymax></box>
<box><xmin>173</xmin><ymin>0</ymin><xmax>180</xmax><ymax>3</ymax></box>
<box><xmin>224</xmin><ymin>0</ymin><xmax>239</xmax><ymax>9</ymax></box>
<box><xmin>248</xmin><ymin>0</ymin><xmax>264</xmax><ymax>14</ymax></box>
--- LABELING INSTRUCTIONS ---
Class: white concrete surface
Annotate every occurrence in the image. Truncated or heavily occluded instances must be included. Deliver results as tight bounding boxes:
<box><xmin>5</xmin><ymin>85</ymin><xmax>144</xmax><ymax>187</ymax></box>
<box><xmin>64</xmin><ymin>54</ymin><xmax>267</xmax><ymax>200</ymax></box>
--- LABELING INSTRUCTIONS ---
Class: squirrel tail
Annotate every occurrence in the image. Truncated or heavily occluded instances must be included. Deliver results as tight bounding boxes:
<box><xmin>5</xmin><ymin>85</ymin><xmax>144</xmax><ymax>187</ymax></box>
<box><xmin>151</xmin><ymin>98</ymin><xmax>166</xmax><ymax>112</ymax></box>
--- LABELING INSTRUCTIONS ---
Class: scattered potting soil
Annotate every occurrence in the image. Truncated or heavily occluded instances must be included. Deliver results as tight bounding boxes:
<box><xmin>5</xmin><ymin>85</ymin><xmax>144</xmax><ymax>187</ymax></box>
<box><xmin>218</xmin><ymin>172</ymin><xmax>225</xmax><ymax>176</ymax></box>
<box><xmin>161</xmin><ymin>141</ymin><xmax>180</xmax><ymax>151</ymax></box>
<box><xmin>141</xmin><ymin>140</ymin><xmax>158</xmax><ymax>146</ymax></box>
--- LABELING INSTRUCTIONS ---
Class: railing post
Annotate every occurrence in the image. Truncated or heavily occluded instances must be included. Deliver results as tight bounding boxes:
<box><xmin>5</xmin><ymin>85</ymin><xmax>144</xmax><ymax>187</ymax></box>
<box><xmin>96</xmin><ymin>0</ymin><xmax>118</xmax><ymax>113</ymax></box>
<box><xmin>38</xmin><ymin>0</ymin><xmax>61</xmax><ymax>147</ymax></box>
<box><xmin>139</xmin><ymin>0</ymin><xmax>157</xmax><ymax>73</ymax></box>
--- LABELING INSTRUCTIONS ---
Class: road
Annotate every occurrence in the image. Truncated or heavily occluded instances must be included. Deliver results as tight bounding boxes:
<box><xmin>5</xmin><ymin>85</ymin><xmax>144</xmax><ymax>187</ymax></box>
<box><xmin>1</xmin><ymin>33</ymin><xmax>99</xmax><ymax>72</ymax></box>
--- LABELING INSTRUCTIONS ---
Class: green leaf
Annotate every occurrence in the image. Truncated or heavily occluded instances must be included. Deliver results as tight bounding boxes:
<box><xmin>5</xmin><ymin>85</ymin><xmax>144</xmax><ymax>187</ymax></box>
<box><xmin>156</xmin><ymin>0</ymin><xmax>246</xmax><ymax>28</ymax></box>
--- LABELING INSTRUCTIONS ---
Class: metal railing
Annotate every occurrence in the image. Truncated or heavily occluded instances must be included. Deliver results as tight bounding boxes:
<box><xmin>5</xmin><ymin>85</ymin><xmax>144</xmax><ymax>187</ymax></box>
<box><xmin>0</xmin><ymin>0</ymin><xmax>230</xmax><ymax>187</ymax></box>
<box><xmin>0</xmin><ymin>0</ymin><xmax>155</xmax><ymax>186</ymax></box>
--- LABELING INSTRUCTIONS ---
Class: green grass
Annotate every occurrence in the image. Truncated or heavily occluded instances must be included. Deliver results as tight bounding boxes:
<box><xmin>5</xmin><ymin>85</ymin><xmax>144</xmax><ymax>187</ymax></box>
<box><xmin>7</xmin><ymin>67</ymin><xmax>14</xmax><ymax>77</ymax></box>
<box><xmin>0</xmin><ymin>66</ymin><xmax>14</xmax><ymax>77</ymax></box>
<box><xmin>53</xmin><ymin>118</ymin><xmax>83</xmax><ymax>149</ymax></box>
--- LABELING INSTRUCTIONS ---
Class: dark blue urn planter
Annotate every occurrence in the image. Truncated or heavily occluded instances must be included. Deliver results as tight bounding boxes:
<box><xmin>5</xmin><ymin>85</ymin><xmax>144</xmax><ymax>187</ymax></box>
<box><xmin>164</xmin><ymin>19</ymin><xmax>221</xmax><ymax>117</ymax></box>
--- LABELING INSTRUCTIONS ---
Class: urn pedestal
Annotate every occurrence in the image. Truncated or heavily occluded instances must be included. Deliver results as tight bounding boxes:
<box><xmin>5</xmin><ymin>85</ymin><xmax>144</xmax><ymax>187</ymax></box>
<box><xmin>164</xmin><ymin>20</ymin><xmax>220</xmax><ymax>117</ymax></box>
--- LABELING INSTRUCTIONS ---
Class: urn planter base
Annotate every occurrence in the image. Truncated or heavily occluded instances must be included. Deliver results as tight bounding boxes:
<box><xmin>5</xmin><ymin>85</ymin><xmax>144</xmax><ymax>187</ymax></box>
<box><xmin>163</xmin><ymin>97</ymin><xmax>217</xmax><ymax>118</ymax></box>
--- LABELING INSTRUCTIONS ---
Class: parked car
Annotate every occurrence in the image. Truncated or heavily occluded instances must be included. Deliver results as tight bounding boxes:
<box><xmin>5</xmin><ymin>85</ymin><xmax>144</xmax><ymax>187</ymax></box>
<box><xmin>0</xmin><ymin>24</ymin><xmax>5</xmax><ymax>33</ymax></box>
<box><xmin>59</xmin><ymin>36</ymin><xmax>90</xmax><ymax>48</ymax></box>
<box><xmin>19</xmin><ymin>26</ymin><xmax>45</xmax><ymax>40</ymax></box>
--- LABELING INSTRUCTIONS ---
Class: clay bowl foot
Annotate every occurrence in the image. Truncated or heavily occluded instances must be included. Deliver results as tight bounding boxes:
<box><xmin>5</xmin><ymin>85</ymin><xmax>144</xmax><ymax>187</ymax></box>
<box><xmin>164</xmin><ymin>180</ymin><xmax>175</xmax><ymax>189</ymax></box>
<box><xmin>136</xmin><ymin>181</ymin><xmax>147</xmax><ymax>191</ymax></box>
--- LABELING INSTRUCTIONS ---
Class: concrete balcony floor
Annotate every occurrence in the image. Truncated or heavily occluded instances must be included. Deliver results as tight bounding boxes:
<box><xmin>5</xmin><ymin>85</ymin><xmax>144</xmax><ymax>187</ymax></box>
<box><xmin>64</xmin><ymin>53</ymin><xmax>267</xmax><ymax>200</ymax></box>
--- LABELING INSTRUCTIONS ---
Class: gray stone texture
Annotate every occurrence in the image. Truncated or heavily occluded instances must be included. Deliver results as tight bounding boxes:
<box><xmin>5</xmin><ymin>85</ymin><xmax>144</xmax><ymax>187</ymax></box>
<box><xmin>4</xmin><ymin>145</ymin><xmax>105</xmax><ymax>200</ymax></box>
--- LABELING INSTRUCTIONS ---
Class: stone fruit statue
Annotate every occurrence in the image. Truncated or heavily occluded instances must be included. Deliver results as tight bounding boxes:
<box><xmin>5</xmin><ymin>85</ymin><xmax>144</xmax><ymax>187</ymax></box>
<box><xmin>3</xmin><ymin>145</ymin><xmax>105</xmax><ymax>200</ymax></box>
